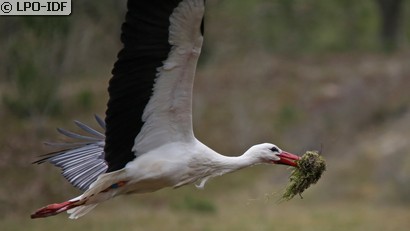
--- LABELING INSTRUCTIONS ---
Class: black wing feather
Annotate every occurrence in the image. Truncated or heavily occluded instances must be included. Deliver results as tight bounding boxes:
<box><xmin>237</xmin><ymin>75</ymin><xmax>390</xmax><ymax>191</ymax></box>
<box><xmin>104</xmin><ymin>0</ymin><xmax>185</xmax><ymax>172</ymax></box>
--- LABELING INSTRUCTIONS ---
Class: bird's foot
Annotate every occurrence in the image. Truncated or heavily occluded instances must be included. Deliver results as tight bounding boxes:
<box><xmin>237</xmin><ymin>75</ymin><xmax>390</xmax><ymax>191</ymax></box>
<box><xmin>31</xmin><ymin>200</ymin><xmax>82</xmax><ymax>219</ymax></box>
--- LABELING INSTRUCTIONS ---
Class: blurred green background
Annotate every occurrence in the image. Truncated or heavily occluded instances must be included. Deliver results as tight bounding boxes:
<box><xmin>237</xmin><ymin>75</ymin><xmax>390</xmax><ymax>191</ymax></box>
<box><xmin>1</xmin><ymin>0</ymin><xmax>410</xmax><ymax>230</ymax></box>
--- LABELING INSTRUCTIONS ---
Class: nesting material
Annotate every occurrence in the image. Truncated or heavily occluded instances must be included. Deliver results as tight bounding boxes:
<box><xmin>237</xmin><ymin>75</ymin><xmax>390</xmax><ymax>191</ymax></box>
<box><xmin>282</xmin><ymin>151</ymin><xmax>326</xmax><ymax>200</ymax></box>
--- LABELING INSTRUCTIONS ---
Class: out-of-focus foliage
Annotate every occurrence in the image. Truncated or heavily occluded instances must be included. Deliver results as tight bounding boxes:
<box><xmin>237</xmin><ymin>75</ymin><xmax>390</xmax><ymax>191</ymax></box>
<box><xmin>1</xmin><ymin>0</ymin><xmax>409</xmax><ymax>117</ymax></box>
<box><xmin>0</xmin><ymin>1</ymin><xmax>125</xmax><ymax>117</ymax></box>
<box><xmin>0</xmin><ymin>0</ymin><xmax>125</xmax><ymax>80</ymax></box>
<box><xmin>205</xmin><ymin>0</ymin><xmax>409</xmax><ymax>55</ymax></box>
<box><xmin>2</xmin><ymin>17</ymin><xmax>70</xmax><ymax>117</ymax></box>
<box><xmin>1</xmin><ymin>1</ymin><xmax>410</xmax><ymax>229</ymax></box>
<box><xmin>1</xmin><ymin>0</ymin><xmax>409</xmax><ymax>78</ymax></box>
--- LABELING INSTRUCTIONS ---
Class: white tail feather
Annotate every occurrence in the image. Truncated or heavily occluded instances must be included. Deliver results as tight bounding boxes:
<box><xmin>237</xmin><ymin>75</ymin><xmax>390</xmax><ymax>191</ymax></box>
<box><xmin>68</xmin><ymin>204</ymin><xmax>98</xmax><ymax>219</ymax></box>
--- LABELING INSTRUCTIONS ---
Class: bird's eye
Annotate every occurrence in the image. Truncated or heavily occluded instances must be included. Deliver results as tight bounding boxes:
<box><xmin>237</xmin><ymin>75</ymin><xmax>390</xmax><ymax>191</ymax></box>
<box><xmin>270</xmin><ymin>147</ymin><xmax>279</xmax><ymax>152</ymax></box>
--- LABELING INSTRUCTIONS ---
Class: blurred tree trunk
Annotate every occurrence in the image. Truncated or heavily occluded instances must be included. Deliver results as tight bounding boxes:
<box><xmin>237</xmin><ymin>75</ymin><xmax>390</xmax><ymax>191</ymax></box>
<box><xmin>375</xmin><ymin>0</ymin><xmax>403</xmax><ymax>51</ymax></box>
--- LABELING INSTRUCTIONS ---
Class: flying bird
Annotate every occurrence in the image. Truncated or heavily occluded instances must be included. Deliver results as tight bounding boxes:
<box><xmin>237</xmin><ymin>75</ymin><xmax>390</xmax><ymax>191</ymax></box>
<box><xmin>31</xmin><ymin>0</ymin><xmax>300</xmax><ymax>219</ymax></box>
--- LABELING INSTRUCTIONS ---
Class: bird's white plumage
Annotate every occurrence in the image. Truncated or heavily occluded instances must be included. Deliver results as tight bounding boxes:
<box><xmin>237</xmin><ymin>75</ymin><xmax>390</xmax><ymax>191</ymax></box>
<box><xmin>133</xmin><ymin>0</ymin><xmax>204</xmax><ymax>155</ymax></box>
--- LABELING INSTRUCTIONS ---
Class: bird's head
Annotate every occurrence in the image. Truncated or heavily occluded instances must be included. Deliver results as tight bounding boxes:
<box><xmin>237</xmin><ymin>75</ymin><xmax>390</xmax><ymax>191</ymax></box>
<box><xmin>248</xmin><ymin>143</ymin><xmax>300</xmax><ymax>167</ymax></box>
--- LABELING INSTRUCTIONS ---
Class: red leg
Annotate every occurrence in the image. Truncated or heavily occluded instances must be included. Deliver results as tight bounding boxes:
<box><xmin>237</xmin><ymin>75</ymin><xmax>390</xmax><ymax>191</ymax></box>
<box><xmin>31</xmin><ymin>200</ymin><xmax>84</xmax><ymax>219</ymax></box>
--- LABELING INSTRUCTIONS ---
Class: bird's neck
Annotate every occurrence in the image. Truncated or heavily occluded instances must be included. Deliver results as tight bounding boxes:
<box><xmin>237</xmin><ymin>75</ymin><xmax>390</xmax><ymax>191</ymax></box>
<box><xmin>192</xmin><ymin>147</ymin><xmax>263</xmax><ymax>189</ymax></box>
<box><xmin>211</xmin><ymin>150</ymin><xmax>261</xmax><ymax>175</ymax></box>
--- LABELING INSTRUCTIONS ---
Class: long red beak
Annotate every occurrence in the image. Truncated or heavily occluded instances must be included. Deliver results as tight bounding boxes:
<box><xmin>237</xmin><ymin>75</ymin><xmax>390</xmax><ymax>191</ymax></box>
<box><xmin>274</xmin><ymin>151</ymin><xmax>300</xmax><ymax>167</ymax></box>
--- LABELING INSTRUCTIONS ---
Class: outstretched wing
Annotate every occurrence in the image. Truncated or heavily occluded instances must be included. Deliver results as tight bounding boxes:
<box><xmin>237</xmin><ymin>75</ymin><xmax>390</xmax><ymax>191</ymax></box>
<box><xmin>34</xmin><ymin>116</ymin><xmax>107</xmax><ymax>191</ymax></box>
<box><xmin>104</xmin><ymin>0</ymin><xmax>205</xmax><ymax>172</ymax></box>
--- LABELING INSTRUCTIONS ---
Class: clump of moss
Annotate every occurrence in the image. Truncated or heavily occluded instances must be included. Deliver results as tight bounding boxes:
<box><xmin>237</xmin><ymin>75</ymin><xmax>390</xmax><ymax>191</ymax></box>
<box><xmin>282</xmin><ymin>151</ymin><xmax>326</xmax><ymax>201</ymax></box>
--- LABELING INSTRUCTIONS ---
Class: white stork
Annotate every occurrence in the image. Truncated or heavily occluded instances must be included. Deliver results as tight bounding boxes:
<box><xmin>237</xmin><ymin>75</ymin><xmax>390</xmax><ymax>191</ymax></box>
<box><xmin>31</xmin><ymin>0</ymin><xmax>300</xmax><ymax>219</ymax></box>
